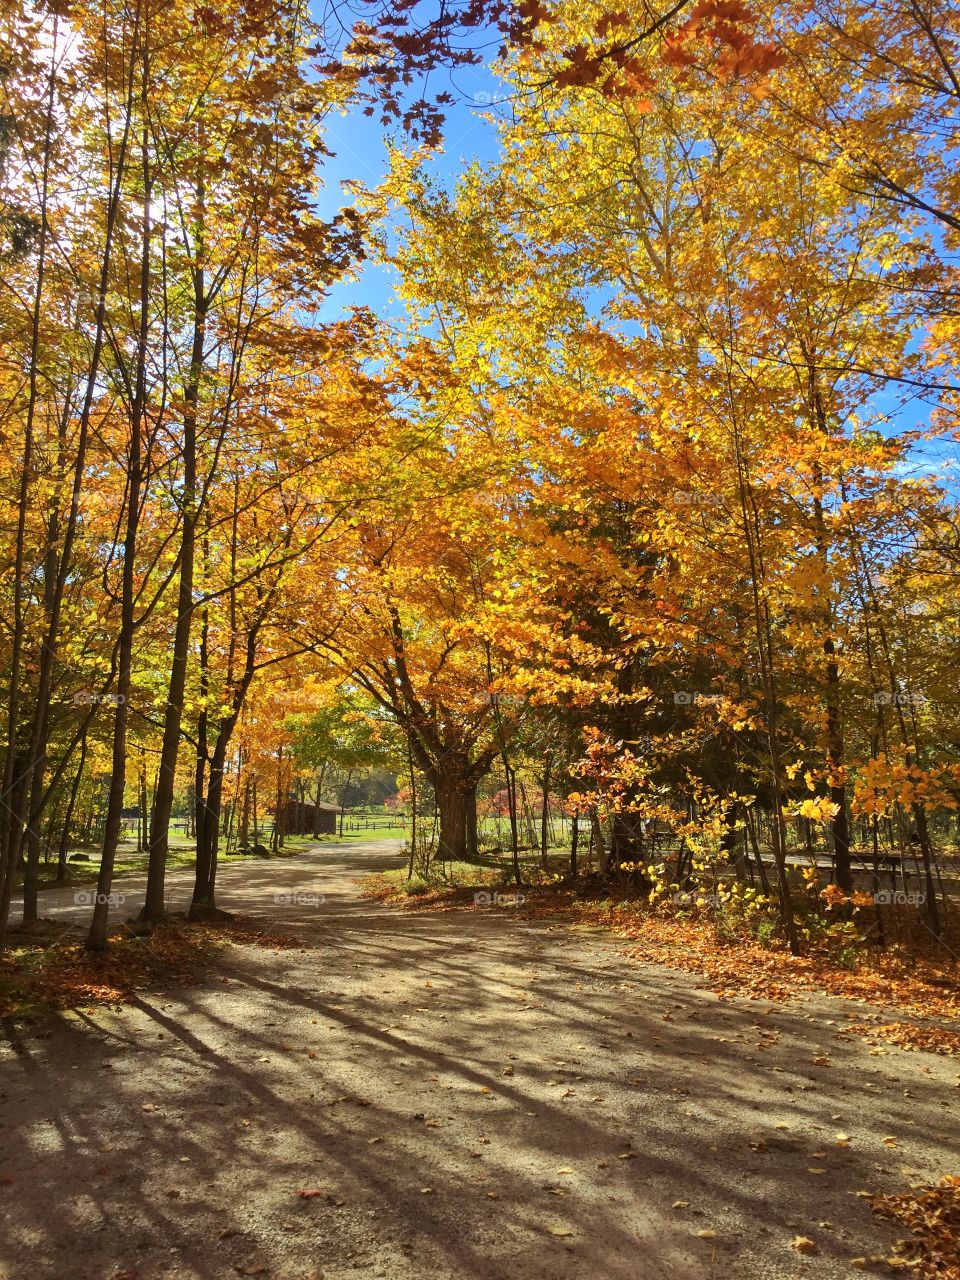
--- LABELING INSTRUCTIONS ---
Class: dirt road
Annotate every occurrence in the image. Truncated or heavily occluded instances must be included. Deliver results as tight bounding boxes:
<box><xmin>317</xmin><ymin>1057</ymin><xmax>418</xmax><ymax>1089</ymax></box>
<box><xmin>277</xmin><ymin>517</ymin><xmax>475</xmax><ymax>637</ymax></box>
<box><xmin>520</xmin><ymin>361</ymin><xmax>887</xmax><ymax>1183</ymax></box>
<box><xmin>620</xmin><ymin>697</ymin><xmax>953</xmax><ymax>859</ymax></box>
<box><xmin>1</xmin><ymin>840</ymin><xmax>956</xmax><ymax>1279</ymax></box>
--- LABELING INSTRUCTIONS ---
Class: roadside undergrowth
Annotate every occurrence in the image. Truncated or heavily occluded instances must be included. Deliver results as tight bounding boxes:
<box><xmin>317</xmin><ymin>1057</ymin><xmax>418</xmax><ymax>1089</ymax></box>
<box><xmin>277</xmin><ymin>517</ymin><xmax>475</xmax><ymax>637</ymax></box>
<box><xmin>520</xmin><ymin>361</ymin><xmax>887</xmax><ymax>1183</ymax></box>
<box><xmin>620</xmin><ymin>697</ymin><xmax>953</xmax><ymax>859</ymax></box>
<box><xmin>0</xmin><ymin>917</ymin><xmax>301</xmax><ymax>1019</ymax></box>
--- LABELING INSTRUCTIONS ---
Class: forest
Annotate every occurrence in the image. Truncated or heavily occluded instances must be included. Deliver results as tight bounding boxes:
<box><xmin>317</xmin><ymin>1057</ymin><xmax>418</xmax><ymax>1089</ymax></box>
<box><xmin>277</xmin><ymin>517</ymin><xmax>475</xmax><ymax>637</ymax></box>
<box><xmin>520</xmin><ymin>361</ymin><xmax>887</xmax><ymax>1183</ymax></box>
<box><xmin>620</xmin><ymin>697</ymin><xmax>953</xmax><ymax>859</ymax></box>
<box><xmin>0</xmin><ymin>1</ymin><xmax>959</xmax><ymax>1278</ymax></box>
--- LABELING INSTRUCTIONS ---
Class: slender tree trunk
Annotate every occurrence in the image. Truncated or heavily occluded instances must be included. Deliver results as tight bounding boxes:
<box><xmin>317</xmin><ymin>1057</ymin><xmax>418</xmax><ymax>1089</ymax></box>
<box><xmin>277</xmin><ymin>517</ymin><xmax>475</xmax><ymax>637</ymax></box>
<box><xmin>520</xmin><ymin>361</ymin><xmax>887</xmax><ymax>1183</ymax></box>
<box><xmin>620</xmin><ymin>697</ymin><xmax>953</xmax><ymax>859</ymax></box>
<box><xmin>138</xmin><ymin>754</ymin><xmax>149</xmax><ymax>852</ymax></box>
<box><xmin>407</xmin><ymin>741</ymin><xmax>417</xmax><ymax>878</ymax></box>
<box><xmin>466</xmin><ymin>783</ymin><xmax>479</xmax><ymax>861</ymax></box>
<box><xmin>731</xmin><ymin>402</ymin><xmax>798</xmax><ymax>951</ymax></box>
<box><xmin>141</xmin><ymin>232</ymin><xmax>205</xmax><ymax>922</ymax></box>
<box><xmin>0</xmin><ymin>16</ymin><xmax>60</xmax><ymax>947</ymax></box>
<box><xmin>539</xmin><ymin>754</ymin><xmax>551</xmax><ymax>867</ymax></box>
<box><xmin>239</xmin><ymin>775</ymin><xmax>250</xmax><ymax>848</ymax></box>
<box><xmin>338</xmin><ymin>769</ymin><xmax>352</xmax><ymax>837</ymax></box>
<box><xmin>57</xmin><ymin>735</ymin><xmax>87</xmax><ymax>883</ymax></box>
<box><xmin>86</xmin><ymin>44</ymin><xmax>152</xmax><ymax>951</ymax></box>
<box><xmin>505</xmin><ymin>763</ymin><xmax>521</xmax><ymax>885</ymax></box>
<box><xmin>273</xmin><ymin>746</ymin><xmax>285</xmax><ymax>852</ymax></box>
<box><xmin>191</xmin><ymin>736</ymin><xmax>233</xmax><ymax>919</ymax></box>
<box><xmin>191</xmin><ymin>557</ymin><xmax>211</xmax><ymax>900</ymax></box>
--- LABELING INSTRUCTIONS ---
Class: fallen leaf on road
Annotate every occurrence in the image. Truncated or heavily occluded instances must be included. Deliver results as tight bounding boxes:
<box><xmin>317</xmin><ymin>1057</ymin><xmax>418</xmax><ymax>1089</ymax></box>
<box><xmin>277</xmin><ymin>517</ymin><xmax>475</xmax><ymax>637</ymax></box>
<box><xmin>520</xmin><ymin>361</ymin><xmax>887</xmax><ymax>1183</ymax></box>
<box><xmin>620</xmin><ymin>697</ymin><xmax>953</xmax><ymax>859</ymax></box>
<box><xmin>868</xmin><ymin>1174</ymin><xmax>960</xmax><ymax>1276</ymax></box>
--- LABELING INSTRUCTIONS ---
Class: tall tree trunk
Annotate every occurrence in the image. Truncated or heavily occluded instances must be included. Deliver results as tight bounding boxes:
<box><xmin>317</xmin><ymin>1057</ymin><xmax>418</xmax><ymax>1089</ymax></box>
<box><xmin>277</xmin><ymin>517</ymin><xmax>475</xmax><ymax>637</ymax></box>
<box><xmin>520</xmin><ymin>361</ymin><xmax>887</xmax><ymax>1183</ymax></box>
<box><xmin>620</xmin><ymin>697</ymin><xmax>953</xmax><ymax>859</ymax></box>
<box><xmin>86</xmin><ymin>41</ymin><xmax>151</xmax><ymax>951</ymax></box>
<box><xmin>0</xmin><ymin>16</ymin><xmax>61</xmax><ymax>947</ymax></box>
<box><xmin>140</xmin><ymin>205</ymin><xmax>205</xmax><ymax>923</ymax></box>
<box><xmin>731</xmin><ymin>399</ymin><xmax>798</xmax><ymax>952</ymax></box>
<box><xmin>812</xmin><ymin>446</ymin><xmax>853</xmax><ymax>892</ymax></box>
<box><xmin>4</xmin><ymin>2</ymin><xmax>138</xmax><ymax>944</ymax></box>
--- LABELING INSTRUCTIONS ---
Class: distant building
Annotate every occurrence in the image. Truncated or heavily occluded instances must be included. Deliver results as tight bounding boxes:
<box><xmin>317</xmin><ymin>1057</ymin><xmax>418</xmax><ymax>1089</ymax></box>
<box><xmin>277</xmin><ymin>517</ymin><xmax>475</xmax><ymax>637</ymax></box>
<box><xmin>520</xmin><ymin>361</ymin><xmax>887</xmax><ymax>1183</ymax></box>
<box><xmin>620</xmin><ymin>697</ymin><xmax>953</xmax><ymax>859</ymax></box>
<box><xmin>280</xmin><ymin>799</ymin><xmax>339</xmax><ymax>836</ymax></box>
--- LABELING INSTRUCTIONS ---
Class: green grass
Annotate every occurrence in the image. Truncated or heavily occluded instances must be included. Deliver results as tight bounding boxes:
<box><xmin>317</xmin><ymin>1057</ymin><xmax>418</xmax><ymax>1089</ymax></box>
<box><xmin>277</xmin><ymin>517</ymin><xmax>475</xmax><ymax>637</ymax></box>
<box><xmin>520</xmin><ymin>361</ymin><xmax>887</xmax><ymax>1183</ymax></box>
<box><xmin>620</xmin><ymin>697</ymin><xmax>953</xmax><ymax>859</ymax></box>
<box><xmin>21</xmin><ymin>833</ymin><xmax>315</xmax><ymax>893</ymax></box>
<box><xmin>315</xmin><ymin>821</ymin><xmax>410</xmax><ymax>843</ymax></box>
<box><xmin>21</xmin><ymin>840</ymin><xmax>196</xmax><ymax>893</ymax></box>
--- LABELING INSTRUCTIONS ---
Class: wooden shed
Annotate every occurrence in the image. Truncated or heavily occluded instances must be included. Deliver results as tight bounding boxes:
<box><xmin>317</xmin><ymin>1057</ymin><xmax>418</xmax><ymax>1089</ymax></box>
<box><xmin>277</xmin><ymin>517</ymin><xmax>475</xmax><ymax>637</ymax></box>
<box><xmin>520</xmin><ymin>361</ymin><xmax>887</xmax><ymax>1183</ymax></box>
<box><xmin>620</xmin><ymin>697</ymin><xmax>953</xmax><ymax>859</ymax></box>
<box><xmin>280</xmin><ymin>798</ymin><xmax>339</xmax><ymax>836</ymax></box>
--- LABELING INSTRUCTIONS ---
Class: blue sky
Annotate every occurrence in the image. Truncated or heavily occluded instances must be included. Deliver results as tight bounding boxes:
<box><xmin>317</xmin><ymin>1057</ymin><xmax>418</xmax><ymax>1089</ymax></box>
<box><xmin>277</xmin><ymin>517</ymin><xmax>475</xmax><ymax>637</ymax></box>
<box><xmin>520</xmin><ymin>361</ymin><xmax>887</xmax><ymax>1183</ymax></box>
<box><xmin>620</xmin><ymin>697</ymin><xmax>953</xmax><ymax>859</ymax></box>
<box><xmin>317</xmin><ymin>51</ymin><xmax>507</xmax><ymax>319</ymax></box>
